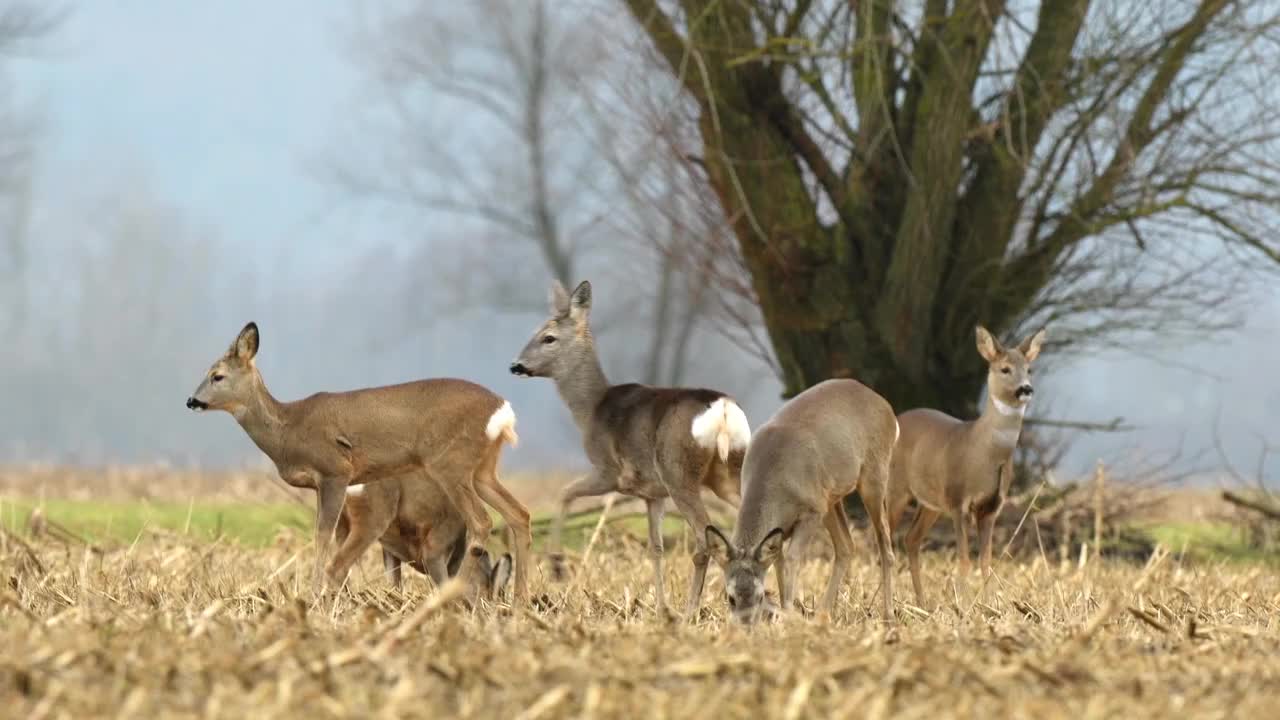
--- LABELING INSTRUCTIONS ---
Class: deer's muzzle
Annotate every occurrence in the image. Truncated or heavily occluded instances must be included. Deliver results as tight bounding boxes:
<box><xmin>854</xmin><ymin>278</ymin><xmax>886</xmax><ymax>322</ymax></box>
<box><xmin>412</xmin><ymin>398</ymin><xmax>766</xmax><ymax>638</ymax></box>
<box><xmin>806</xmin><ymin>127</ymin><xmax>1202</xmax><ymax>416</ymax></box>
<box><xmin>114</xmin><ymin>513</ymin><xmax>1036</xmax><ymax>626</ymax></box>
<box><xmin>1014</xmin><ymin>384</ymin><xmax>1034</xmax><ymax>400</ymax></box>
<box><xmin>509</xmin><ymin>362</ymin><xmax>532</xmax><ymax>377</ymax></box>
<box><xmin>186</xmin><ymin>397</ymin><xmax>209</xmax><ymax>411</ymax></box>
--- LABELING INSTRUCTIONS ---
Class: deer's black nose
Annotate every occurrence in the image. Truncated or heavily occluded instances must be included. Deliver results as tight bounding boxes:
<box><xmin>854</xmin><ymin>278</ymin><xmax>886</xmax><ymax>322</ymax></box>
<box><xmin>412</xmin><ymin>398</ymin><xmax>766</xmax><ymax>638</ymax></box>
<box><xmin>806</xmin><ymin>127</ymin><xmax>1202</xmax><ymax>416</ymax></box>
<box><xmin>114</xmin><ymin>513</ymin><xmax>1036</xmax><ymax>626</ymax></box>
<box><xmin>186</xmin><ymin>397</ymin><xmax>208</xmax><ymax>411</ymax></box>
<box><xmin>509</xmin><ymin>362</ymin><xmax>530</xmax><ymax>376</ymax></box>
<box><xmin>1015</xmin><ymin>384</ymin><xmax>1034</xmax><ymax>400</ymax></box>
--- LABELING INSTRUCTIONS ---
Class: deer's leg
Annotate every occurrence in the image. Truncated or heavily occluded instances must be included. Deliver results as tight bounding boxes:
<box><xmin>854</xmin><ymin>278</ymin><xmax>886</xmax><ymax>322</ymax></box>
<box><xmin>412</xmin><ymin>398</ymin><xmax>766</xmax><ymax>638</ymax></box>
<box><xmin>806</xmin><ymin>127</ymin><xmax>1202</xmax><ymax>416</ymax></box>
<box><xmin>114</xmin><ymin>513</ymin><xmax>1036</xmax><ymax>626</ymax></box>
<box><xmin>423</xmin><ymin>467</ymin><xmax>492</xmax><ymax>587</ymax></box>
<box><xmin>859</xmin><ymin>462</ymin><xmax>897</xmax><ymax>623</ymax></box>
<box><xmin>708</xmin><ymin>451</ymin><xmax>743</xmax><ymax>509</ymax></box>
<box><xmin>976</xmin><ymin>510</ymin><xmax>1000</xmax><ymax>576</ymax></box>
<box><xmin>423</xmin><ymin>555</ymin><xmax>450</xmax><ymax>586</ymax></box>
<box><xmin>382</xmin><ymin>549</ymin><xmax>404</xmax><ymax>589</ymax></box>
<box><xmin>665</xmin><ymin>480</ymin><xmax>715</xmax><ymax>619</ymax></box>
<box><xmin>472</xmin><ymin>459</ymin><xmax>532</xmax><ymax>602</ymax></box>
<box><xmin>819</xmin><ymin>503</ymin><xmax>855</xmax><ymax>619</ymax></box>
<box><xmin>954</xmin><ymin>508</ymin><xmax>971</xmax><ymax>576</ymax></box>
<box><xmin>313</xmin><ymin>477</ymin><xmax>350</xmax><ymax>597</ymax></box>
<box><xmin>548</xmin><ymin>468</ymin><xmax>618</xmax><ymax>580</ymax></box>
<box><xmin>904</xmin><ymin>506</ymin><xmax>942</xmax><ymax>607</ymax></box>
<box><xmin>644</xmin><ymin>499</ymin><xmax>668</xmax><ymax>612</ymax></box>
<box><xmin>782</xmin><ymin>513</ymin><xmax>821</xmax><ymax>613</ymax></box>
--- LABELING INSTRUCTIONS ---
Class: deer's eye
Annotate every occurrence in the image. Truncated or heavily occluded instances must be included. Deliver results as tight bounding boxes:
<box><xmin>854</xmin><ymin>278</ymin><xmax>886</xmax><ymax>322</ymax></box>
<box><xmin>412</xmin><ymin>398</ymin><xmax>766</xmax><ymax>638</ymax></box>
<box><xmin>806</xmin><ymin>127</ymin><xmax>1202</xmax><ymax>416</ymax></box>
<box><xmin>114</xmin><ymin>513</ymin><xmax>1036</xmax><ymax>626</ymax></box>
<box><xmin>211</xmin><ymin>373</ymin><xmax>226</xmax><ymax>383</ymax></box>
<box><xmin>541</xmin><ymin>335</ymin><xmax>557</xmax><ymax>345</ymax></box>
<box><xmin>1000</xmin><ymin>367</ymin><xmax>1011</xmax><ymax>375</ymax></box>
<box><xmin>727</xmin><ymin>595</ymin><xmax>737</xmax><ymax>608</ymax></box>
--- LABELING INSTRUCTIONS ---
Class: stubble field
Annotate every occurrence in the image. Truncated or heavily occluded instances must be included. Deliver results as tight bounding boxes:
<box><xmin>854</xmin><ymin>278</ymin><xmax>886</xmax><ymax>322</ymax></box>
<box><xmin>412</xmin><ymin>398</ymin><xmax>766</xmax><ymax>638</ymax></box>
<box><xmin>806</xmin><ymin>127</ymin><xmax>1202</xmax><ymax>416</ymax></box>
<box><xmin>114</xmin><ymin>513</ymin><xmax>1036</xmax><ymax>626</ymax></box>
<box><xmin>1</xmin><ymin>466</ymin><xmax>1278</xmax><ymax>719</ymax></box>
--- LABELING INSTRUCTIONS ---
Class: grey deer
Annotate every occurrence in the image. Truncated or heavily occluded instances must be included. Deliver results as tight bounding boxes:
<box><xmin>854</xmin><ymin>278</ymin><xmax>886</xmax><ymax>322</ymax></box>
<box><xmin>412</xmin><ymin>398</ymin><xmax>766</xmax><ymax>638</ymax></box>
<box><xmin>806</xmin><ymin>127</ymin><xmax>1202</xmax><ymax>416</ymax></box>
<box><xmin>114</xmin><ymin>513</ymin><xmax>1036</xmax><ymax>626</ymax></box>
<box><xmin>883</xmin><ymin>325</ymin><xmax>1046</xmax><ymax>605</ymax></box>
<box><xmin>509</xmin><ymin>280</ymin><xmax>750</xmax><ymax>617</ymax></box>
<box><xmin>706</xmin><ymin>379</ymin><xmax>899</xmax><ymax>624</ymax></box>
<box><xmin>186</xmin><ymin>322</ymin><xmax>532</xmax><ymax>599</ymax></box>
<box><xmin>338</xmin><ymin>476</ymin><xmax>512</xmax><ymax>601</ymax></box>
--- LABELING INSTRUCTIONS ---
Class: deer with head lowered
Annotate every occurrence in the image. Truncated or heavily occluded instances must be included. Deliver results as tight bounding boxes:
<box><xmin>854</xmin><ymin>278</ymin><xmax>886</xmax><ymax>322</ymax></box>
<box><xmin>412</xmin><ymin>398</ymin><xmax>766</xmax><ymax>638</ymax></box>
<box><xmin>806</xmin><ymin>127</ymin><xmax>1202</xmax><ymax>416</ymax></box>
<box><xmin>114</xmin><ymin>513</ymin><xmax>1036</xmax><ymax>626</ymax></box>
<box><xmin>336</xmin><ymin>474</ymin><xmax>512</xmax><ymax>602</ymax></box>
<box><xmin>704</xmin><ymin>379</ymin><xmax>899</xmax><ymax>624</ymax></box>
<box><xmin>186</xmin><ymin>322</ymin><xmax>532</xmax><ymax>600</ymax></box>
<box><xmin>510</xmin><ymin>280</ymin><xmax>750</xmax><ymax>617</ymax></box>
<box><xmin>882</xmin><ymin>325</ymin><xmax>1046</xmax><ymax>605</ymax></box>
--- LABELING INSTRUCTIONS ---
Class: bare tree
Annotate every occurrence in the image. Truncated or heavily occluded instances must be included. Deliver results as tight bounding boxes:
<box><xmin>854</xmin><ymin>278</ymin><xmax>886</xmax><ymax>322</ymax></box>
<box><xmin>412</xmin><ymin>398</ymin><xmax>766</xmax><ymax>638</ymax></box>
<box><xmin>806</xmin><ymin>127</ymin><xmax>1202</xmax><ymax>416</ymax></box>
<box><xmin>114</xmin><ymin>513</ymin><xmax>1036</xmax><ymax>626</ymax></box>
<box><xmin>334</xmin><ymin>0</ymin><xmax>725</xmax><ymax>385</ymax></box>
<box><xmin>0</xmin><ymin>3</ymin><xmax>60</xmax><ymax>334</ymax></box>
<box><xmin>621</xmin><ymin>0</ymin><xmax>1280</xmax><ymax>414</ymax></box>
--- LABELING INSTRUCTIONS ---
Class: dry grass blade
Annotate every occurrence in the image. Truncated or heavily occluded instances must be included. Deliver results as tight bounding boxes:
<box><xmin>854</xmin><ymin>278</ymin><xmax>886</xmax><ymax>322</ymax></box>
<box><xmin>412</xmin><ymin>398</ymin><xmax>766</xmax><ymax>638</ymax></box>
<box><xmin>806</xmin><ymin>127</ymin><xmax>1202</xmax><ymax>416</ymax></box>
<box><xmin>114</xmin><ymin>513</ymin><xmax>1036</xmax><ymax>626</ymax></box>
<box><xmin>514</xmin><ymin>684</ymin><xmax>571</xmax><ymax>720</ymax></box>
<box><xmin>1127</xmin><ymin>606</ymin><xmax>1170</xmax><ymax>633</ymax></box>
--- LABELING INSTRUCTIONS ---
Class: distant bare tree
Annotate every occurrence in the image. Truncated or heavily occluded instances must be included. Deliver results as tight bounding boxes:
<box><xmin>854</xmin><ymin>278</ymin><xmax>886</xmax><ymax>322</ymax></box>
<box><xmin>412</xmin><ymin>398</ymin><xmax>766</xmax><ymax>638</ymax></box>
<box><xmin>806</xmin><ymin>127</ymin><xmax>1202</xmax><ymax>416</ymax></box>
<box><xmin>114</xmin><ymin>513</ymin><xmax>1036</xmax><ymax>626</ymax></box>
<box><xmin>623</xmin><ymin>0</ymin><xmax>1280</xmax><ymax>415</ymax></box>
<box><xmin>0</xmin><ymin>3</ymin><xmax>60</xmax><ymax>334</ymax></box>
<box><xmin>334</xmin><ymin>0</ymin><xmax>724</xmax><ymax>385</ymax></box>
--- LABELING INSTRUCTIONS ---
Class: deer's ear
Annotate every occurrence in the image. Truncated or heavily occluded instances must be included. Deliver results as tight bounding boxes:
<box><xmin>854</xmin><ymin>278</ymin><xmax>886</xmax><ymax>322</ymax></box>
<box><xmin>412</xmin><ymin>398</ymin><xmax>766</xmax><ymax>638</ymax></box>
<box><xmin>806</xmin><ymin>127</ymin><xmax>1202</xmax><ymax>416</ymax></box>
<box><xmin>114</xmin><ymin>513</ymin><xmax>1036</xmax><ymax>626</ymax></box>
<box><xmin>706</xmin><ymin>525</ymin><xmax>735</xmax><ymax>565</ymax></box>
<box><xmin>549</xmin><ymin>281</ymin><xmax>570</xmax><ymax>316</ymax></box>
<box><xmin>490</xmin><ymin>553</ymin><xmax>512</xmax><ymax>597</ymax></box>
<box><xmin>231</xmin><ymin>322</ymin><xmax>259</xmax><ymax>362</ymax></box>
<box><xmin>568</xmin><ymin>280</ymin><xmax>592</xmax><ymax>326</ymax></box>
<box><xmin>975</xmin><ymin>325</ymin><xmax>1003</xmax><ymax>363</ymax></box>
<box><xmin>1019</xmin><ymin>328</ymin><xmax>1047</xmax><ymax>362</ymax></box>
<box><xmin>754</xmin><ymin>527</ymin><xmax>785</xmax><ymax>566</ymax></box>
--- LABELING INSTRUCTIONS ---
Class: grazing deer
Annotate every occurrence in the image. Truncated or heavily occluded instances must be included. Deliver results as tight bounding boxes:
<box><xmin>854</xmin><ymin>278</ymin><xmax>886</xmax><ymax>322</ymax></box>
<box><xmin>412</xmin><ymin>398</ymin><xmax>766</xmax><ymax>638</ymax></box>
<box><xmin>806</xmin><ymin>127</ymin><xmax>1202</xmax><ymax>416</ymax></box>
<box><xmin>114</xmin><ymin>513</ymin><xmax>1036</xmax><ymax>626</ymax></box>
<box><xmin>886</xmin><ymin>325</ymin><xmax>1046</xmax><ymax>604</ymax></box>
<box><xmin>186</xmin><ymin>322</ymin><xmax>532</xmax><ymax>600</ymax></box>
<box><xmin>509</xmin><ymin>280</ymin><xmax>750</xmax><ymax>616</ymax></box>
<box><xmin>335</xmin><ymin>476</ymin><xmax>512</xmax><ymax>601</ymax></box>
<box><xmin>705</xmin><ymin>379</ymin><xmax>899</xmax><ymax>624</ymax></box>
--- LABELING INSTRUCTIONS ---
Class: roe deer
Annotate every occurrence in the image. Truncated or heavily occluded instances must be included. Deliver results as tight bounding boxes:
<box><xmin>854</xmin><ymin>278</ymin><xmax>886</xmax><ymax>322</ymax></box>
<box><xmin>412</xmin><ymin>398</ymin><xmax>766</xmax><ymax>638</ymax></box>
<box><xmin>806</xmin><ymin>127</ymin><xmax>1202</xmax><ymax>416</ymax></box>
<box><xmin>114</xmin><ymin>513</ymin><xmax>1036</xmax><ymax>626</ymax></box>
<box><xmin>885</xmin><ymin>325</ymin><xmax>1046</xmax><ymax>604</ymax></box>
<box><xmin>705</xmin><ymin>379</ymin><xmax>899</xmax><ymax>624</ymax></box>
<box><xmin>509</xmin><ymin>280</ymin><xmax>750</xmax><ymax>617</ymax></box>
<box><xmin>335</xmin><ymin>476</ymin><xmax>512</xmax><ymax>601</ymax></box>
<box><xmin>186</xmin><ymin>322</ymin><xmax>532</xmax><ymax>599</ymax></box>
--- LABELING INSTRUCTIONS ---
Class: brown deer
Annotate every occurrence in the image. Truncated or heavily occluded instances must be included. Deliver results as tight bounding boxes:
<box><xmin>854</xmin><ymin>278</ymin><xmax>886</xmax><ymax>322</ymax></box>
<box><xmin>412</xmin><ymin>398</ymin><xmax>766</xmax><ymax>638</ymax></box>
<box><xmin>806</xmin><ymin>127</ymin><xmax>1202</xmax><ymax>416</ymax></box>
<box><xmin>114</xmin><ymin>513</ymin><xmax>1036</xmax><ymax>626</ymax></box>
<box><xmin>336</xmin><ymin>477</ymin><xmax>512</xmax><ymax>601</ymax></box>
<box><xmin>185</xmin><ymin>322</ymin><xmax>532</xmax><ymax>599</ymax></box>
<box><xmin>705</xmin><ymin>379</ymin><xmax>899</xmax><ymax>624</ymax></box>
<box><xmin>885</xmin><ymin>325</ymin><xmax>1046</xmax><ymax>605</ymax></box>
<box><xmin>509</xmin><ymin>280</ymin><xmax>750</xmax><ymax>617</ymax></box>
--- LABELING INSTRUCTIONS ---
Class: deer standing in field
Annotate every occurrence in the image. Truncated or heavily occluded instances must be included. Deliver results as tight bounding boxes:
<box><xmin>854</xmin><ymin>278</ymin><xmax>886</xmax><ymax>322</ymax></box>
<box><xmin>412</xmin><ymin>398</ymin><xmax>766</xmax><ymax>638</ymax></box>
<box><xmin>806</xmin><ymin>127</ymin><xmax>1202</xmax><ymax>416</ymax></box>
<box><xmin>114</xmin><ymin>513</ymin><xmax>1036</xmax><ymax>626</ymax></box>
<box><xmin>705</xmin><ymin>379</ymin><xmax>899</xmax><ymax>624</ymax></box>
<box><xmin>884</xmin><ymin>325</ymin><xmax>1046</xmax><ymax>605</ymax></box>
<box><xmin>509</xmin><ymin>280</ymin><xmax>750</xmax><ymax>617</ymax></box>
<box><xmin>186</xmin><ymin>322</ymin><xmax>532</xmax><ymax>599</ymax></box>
<box><xmin>335</xmin><ymin>476</ymin><xmax>512</xmax><ymax>601</ymax></box>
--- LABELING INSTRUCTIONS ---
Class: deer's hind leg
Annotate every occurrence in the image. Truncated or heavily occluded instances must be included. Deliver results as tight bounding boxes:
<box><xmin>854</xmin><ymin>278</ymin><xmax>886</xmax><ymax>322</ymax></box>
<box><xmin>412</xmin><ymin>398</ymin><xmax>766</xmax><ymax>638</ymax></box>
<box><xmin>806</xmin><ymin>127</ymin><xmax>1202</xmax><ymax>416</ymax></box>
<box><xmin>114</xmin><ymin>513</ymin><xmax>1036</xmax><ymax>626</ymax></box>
<box><xmin>819</xmin><ymin>501</ymin><xmax>855</xmax><ymax>619</ymax></box>
<box><xmin>859</xmin><ymin>461</ymin><xmax>897</xmax><ymax>624</ymax></box>
<box><xmin>471</xmin><ymin>443</ymin><xmax>532</xmax><ymax>601</ymax></box>
<box><xmin>660</xmin><ymin>447</ymin><xmax>717</xmax><ymax>620</ymax></box>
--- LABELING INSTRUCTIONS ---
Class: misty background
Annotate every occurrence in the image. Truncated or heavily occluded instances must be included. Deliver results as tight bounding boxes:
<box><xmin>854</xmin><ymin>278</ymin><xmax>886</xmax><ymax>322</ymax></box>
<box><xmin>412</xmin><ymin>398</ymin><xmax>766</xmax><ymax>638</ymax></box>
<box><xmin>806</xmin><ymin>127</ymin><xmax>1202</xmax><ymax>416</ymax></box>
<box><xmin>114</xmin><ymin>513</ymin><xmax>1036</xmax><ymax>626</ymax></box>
<box><xmin>0</xmin><ymin>1</ymin><xmax>1276</xmax><ymax>483</ymax></box>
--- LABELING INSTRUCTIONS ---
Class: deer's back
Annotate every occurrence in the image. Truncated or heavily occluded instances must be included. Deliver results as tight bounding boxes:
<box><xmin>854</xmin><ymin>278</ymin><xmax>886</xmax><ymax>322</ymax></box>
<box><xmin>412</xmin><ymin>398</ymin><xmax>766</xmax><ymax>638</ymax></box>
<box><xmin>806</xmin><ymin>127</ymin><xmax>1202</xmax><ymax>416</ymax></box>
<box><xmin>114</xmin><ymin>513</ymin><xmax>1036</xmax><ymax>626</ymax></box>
<box><xmin>736</xmin><ymin>379</ymin><xmax>896</xmax><ymax>541</ymax></box>
<box><xmin>283</xmin><ymin>378</ymin><xmax>508</xmax><ymax>480</ymax></box>
<box><xmin>587</xmin><ymin>384</ymin><xmax>728</xmax><ymax>490</ymax></box>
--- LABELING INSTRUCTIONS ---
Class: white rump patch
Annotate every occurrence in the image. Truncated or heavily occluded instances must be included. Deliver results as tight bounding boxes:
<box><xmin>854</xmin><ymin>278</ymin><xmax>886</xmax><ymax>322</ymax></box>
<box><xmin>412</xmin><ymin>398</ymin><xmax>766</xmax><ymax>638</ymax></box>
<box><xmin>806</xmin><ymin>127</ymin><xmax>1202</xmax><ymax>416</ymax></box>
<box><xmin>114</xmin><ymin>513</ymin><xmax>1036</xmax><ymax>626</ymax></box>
<box><xmin>346</xmin><ymin>484</ymin><xmax>364</xmax><ymax>497</ymax></box>
<box><xmin>691</xmin><ymin>398</ymin><xmax>752</xmax><ymax>462</ymax></box>
<box><xmin>485</xmin><ymin>400</ymin><xmax>519</xmax><ymax>447</ymax></box>
<box><xmin>992</xmin><ymin>396</ymin><xmax>1026</xmax><ymax>418</ymax></box>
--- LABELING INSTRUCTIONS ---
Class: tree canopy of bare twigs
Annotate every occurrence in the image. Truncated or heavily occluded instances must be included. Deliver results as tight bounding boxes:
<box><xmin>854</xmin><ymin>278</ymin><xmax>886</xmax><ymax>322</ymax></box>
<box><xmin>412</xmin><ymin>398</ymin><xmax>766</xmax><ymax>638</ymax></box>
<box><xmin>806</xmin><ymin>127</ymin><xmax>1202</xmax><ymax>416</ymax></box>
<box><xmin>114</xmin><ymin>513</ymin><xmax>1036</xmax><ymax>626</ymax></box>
<box><xmin>335</xmin><ymin>0</ymin><xmax>738</xmax><ymax>386</ymax></box>
<box><xmin>622</xmin><ymin>0</ymin><xmax>1280</xmax><ymax>414</ymax></box>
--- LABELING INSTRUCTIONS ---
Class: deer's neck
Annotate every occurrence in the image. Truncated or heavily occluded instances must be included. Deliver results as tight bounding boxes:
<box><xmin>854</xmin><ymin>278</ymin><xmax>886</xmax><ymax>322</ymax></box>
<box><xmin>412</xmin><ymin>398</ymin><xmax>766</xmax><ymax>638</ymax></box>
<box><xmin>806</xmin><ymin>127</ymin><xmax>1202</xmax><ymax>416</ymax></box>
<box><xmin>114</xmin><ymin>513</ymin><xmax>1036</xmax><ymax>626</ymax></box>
<box><xmin>553</xmin><ymin>342</ymin><xmax>610</xmax><ymax>436</ymax></box>
<box><xmin>973</xmin><ymin>394</ymin><xmax>1026</xmax><ymax>455</ymax></box>
<box><xmin>233</xmin><ymin>375</ymin><xmax>292</xmax><ymax>464</ymax></box>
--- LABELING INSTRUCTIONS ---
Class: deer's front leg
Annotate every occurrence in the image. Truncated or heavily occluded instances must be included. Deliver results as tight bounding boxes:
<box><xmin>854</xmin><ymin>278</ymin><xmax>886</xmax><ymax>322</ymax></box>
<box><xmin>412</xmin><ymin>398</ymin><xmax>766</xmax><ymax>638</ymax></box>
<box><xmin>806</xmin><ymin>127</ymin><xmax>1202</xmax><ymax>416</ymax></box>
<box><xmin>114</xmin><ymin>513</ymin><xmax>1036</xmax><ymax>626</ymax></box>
<box><xmin>548</xmin><ymin>467</ymin><xmax>617</xmax><ymax>581</ymax></box>
<box><xmin>645</xmin><ymin>498</ymin><xmax>668</xmax><ymax>612</ymax></box>
<box><xmin>313</xmin><ymin>477</ymin><xmax>348</xmax><ymax>596</ymax></box>
<box><xmin>953</xmin><ymin>508</ymin><xmax>971</xmax><ymax>577</ymax></box>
